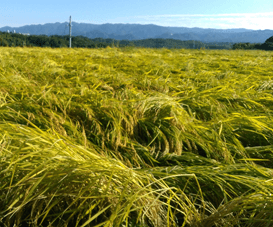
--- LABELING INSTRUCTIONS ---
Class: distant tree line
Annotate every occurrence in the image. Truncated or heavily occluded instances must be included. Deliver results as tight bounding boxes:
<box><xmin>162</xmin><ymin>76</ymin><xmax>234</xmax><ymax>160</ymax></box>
<box><xmin>0</xmin><ymin>31</ymin><xmax>234</xmax><ymax>49</ymax></box>
<box><xmin>0</xmin><ymin>32</ymin><xmax>109</xmax><ymax>48</ymax></box>
<box><xmin>232</xmin><ymin>36</ymin><xmax>273</xmax><ymax>50</ymax></box>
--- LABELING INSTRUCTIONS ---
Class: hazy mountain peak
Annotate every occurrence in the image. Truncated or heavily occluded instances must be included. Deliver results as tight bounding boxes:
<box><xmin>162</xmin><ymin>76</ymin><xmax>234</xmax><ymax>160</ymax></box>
<box><xmin>0</xmin><ymin>22</ymin><xmax>272</xmax><ymax>43</ymax></box>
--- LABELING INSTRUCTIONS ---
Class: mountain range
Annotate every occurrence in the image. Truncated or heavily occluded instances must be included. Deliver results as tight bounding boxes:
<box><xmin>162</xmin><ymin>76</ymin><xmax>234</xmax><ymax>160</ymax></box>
<box><xmin>1</xmin><ymin>22</ymin><xmax>273</xmax><ymax>43</ymax></box>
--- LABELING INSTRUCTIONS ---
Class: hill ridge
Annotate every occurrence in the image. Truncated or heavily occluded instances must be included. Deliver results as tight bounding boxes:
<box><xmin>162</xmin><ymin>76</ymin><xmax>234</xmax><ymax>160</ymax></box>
<box><xmin>1</xmin><ymin>22</ymin><xmax>273</xmax><ymax>43</ymax></box>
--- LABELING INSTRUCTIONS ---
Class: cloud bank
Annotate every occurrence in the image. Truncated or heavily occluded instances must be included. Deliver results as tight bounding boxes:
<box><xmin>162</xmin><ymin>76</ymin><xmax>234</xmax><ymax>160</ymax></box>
<box><xmin>126</xmin><ymin>12</ymin><xmax>273</xmax><ymax>29</ymax></box>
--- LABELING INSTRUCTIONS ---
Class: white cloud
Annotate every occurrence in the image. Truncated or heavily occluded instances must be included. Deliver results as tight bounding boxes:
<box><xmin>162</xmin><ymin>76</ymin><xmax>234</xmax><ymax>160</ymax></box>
<box><xmin>129</xmin><ymin>12</ymin><xmax>273</xmax><ymax>29</ymax></box>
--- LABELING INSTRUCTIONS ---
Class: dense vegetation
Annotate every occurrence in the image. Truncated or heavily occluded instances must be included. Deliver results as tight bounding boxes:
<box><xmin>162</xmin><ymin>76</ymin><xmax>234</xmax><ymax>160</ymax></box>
<box><xmin>1</xmin><ymin>47</ymin><xmax>273</xmax><ymax>226</ymax></box>
<box><xmin>2</xmin><ymin>30</ymin><xmax>273</xmax><ymax>50</ymax></box>
<box><xmin>232</xmin><ymin>36</ymin><xmax>273</xmax><ymax>50</ymax></box>
<box><xmin>0</xmin><ymin>31</ymin><xmax>233</xmax><ymax>49</ymax></box>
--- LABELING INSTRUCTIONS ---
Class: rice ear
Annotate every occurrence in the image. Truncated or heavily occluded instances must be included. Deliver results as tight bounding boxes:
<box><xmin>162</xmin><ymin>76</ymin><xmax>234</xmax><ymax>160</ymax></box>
<box><xmin>1</xmin><ymin>47</ymin><xmax>273</xmax><ymax>226</ymax></box>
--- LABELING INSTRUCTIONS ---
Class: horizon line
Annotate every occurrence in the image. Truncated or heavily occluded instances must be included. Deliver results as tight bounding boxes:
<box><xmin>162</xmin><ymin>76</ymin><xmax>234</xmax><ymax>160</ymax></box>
<box><xmin>1</xmin><ymin>21</ymin><xmax>272</xmax><ymax>31</ymax></box>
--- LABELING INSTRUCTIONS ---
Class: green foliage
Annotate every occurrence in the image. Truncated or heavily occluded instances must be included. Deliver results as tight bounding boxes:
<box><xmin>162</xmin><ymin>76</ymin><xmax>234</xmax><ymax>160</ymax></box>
<box><xmin>0</xmin><ymin>32</ymin><xmax>233</xmax><ymax>49</ymax></box>
<box><xmin>265</xmin><ymin>36</ymin><xmax>273</xmax><ymax>43</ymax></box>
<box><xmin>232</xmin><ymin>35</ymin><xmax>273</xmax><ymax>50</ymax></box>
<box><xmin>232</xmin><ymin>42</ymin><xmax>262</xmax><ymax>50</ymax></box>
<box><xmin>261</xmin><ymin>36</ymin><xmax>273</xmax><ymax>50</ymax></box>
<box><xmin>1</xmin><ymin>47</ymin><xmax>273</xmax><ymax>226</ymax></box>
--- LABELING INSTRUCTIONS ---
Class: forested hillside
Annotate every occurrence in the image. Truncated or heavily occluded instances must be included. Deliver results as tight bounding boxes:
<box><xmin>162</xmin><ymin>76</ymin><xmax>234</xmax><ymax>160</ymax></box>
<box><xmin>0</xmin><ymin>32</ymin><xmax>233</xmax><ymax>49</ymax></box>
<box><xmin>1</xmin><ymin>22</ymin><xmax>272</xmax><ymax>43</ymax></box>
<box><xmin>1</xmin><ymin>31</ymin><xmax>273</xmax><ymax>50</ymax></box>
<box><xmin>232</xmin><ymin>36</ymin><xmax>273</xmax><ymax>50</ymax></box>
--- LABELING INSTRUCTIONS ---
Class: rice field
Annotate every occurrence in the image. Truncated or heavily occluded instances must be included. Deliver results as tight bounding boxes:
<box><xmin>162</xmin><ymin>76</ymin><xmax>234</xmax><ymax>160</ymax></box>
<box><xmin>1</xmin><ymin>46</ymin><xmax>273</xmax><ymax>226</ymax></box>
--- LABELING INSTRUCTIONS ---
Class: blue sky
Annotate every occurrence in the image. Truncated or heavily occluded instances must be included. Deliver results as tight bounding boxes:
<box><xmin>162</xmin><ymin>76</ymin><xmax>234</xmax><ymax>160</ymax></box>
<box><xmin>1</xmin><ymin>0</ymin><xmax>273</xmax><ymax>29</ymax></box>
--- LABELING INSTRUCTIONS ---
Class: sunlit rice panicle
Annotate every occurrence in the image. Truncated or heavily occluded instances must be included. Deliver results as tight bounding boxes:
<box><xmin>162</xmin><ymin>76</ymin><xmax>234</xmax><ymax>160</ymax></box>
<box><xmin>1</xmin><ymin>47</ymin><xmax>273</xmax><ymax>226</ymax></box>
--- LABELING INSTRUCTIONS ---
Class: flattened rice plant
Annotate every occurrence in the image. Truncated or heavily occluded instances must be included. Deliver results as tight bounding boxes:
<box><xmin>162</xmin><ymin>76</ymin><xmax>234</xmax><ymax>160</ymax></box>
<box><xmin>1</xmin><ymin>47</ymin><xmax>273</xmax><ymax>226</ymax></box>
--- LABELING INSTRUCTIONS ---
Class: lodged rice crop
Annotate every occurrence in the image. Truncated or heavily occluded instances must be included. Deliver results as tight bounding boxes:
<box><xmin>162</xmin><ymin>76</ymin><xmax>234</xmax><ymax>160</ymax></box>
<box><xmin>1</xmin><ymin>46</ymin><xmax>273</xmax><ymax>226</ymax></box>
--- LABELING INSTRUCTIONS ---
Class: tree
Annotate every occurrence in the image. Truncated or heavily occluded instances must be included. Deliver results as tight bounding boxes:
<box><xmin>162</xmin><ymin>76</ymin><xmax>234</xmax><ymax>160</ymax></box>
<box><xmin>0</xmin><ymin>37</ymin><xmax>9</xmax><ymax>46</ymax></box>
<box><xmin>265</xmin><ymin>36</ymin><xmax>273</xmax><ymax>43</ymax></box>
<box><xmin>49</xmin><ymin>37</ymin><xmax>60</xmax><ymax>47</ymax></box>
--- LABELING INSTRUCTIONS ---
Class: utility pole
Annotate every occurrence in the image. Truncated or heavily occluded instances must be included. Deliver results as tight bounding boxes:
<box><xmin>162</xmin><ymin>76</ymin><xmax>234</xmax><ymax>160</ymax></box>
<box><xmin>69</xmin><ymin>16</ymin><xmax>72</xmax><ymax>48</ymax></box>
